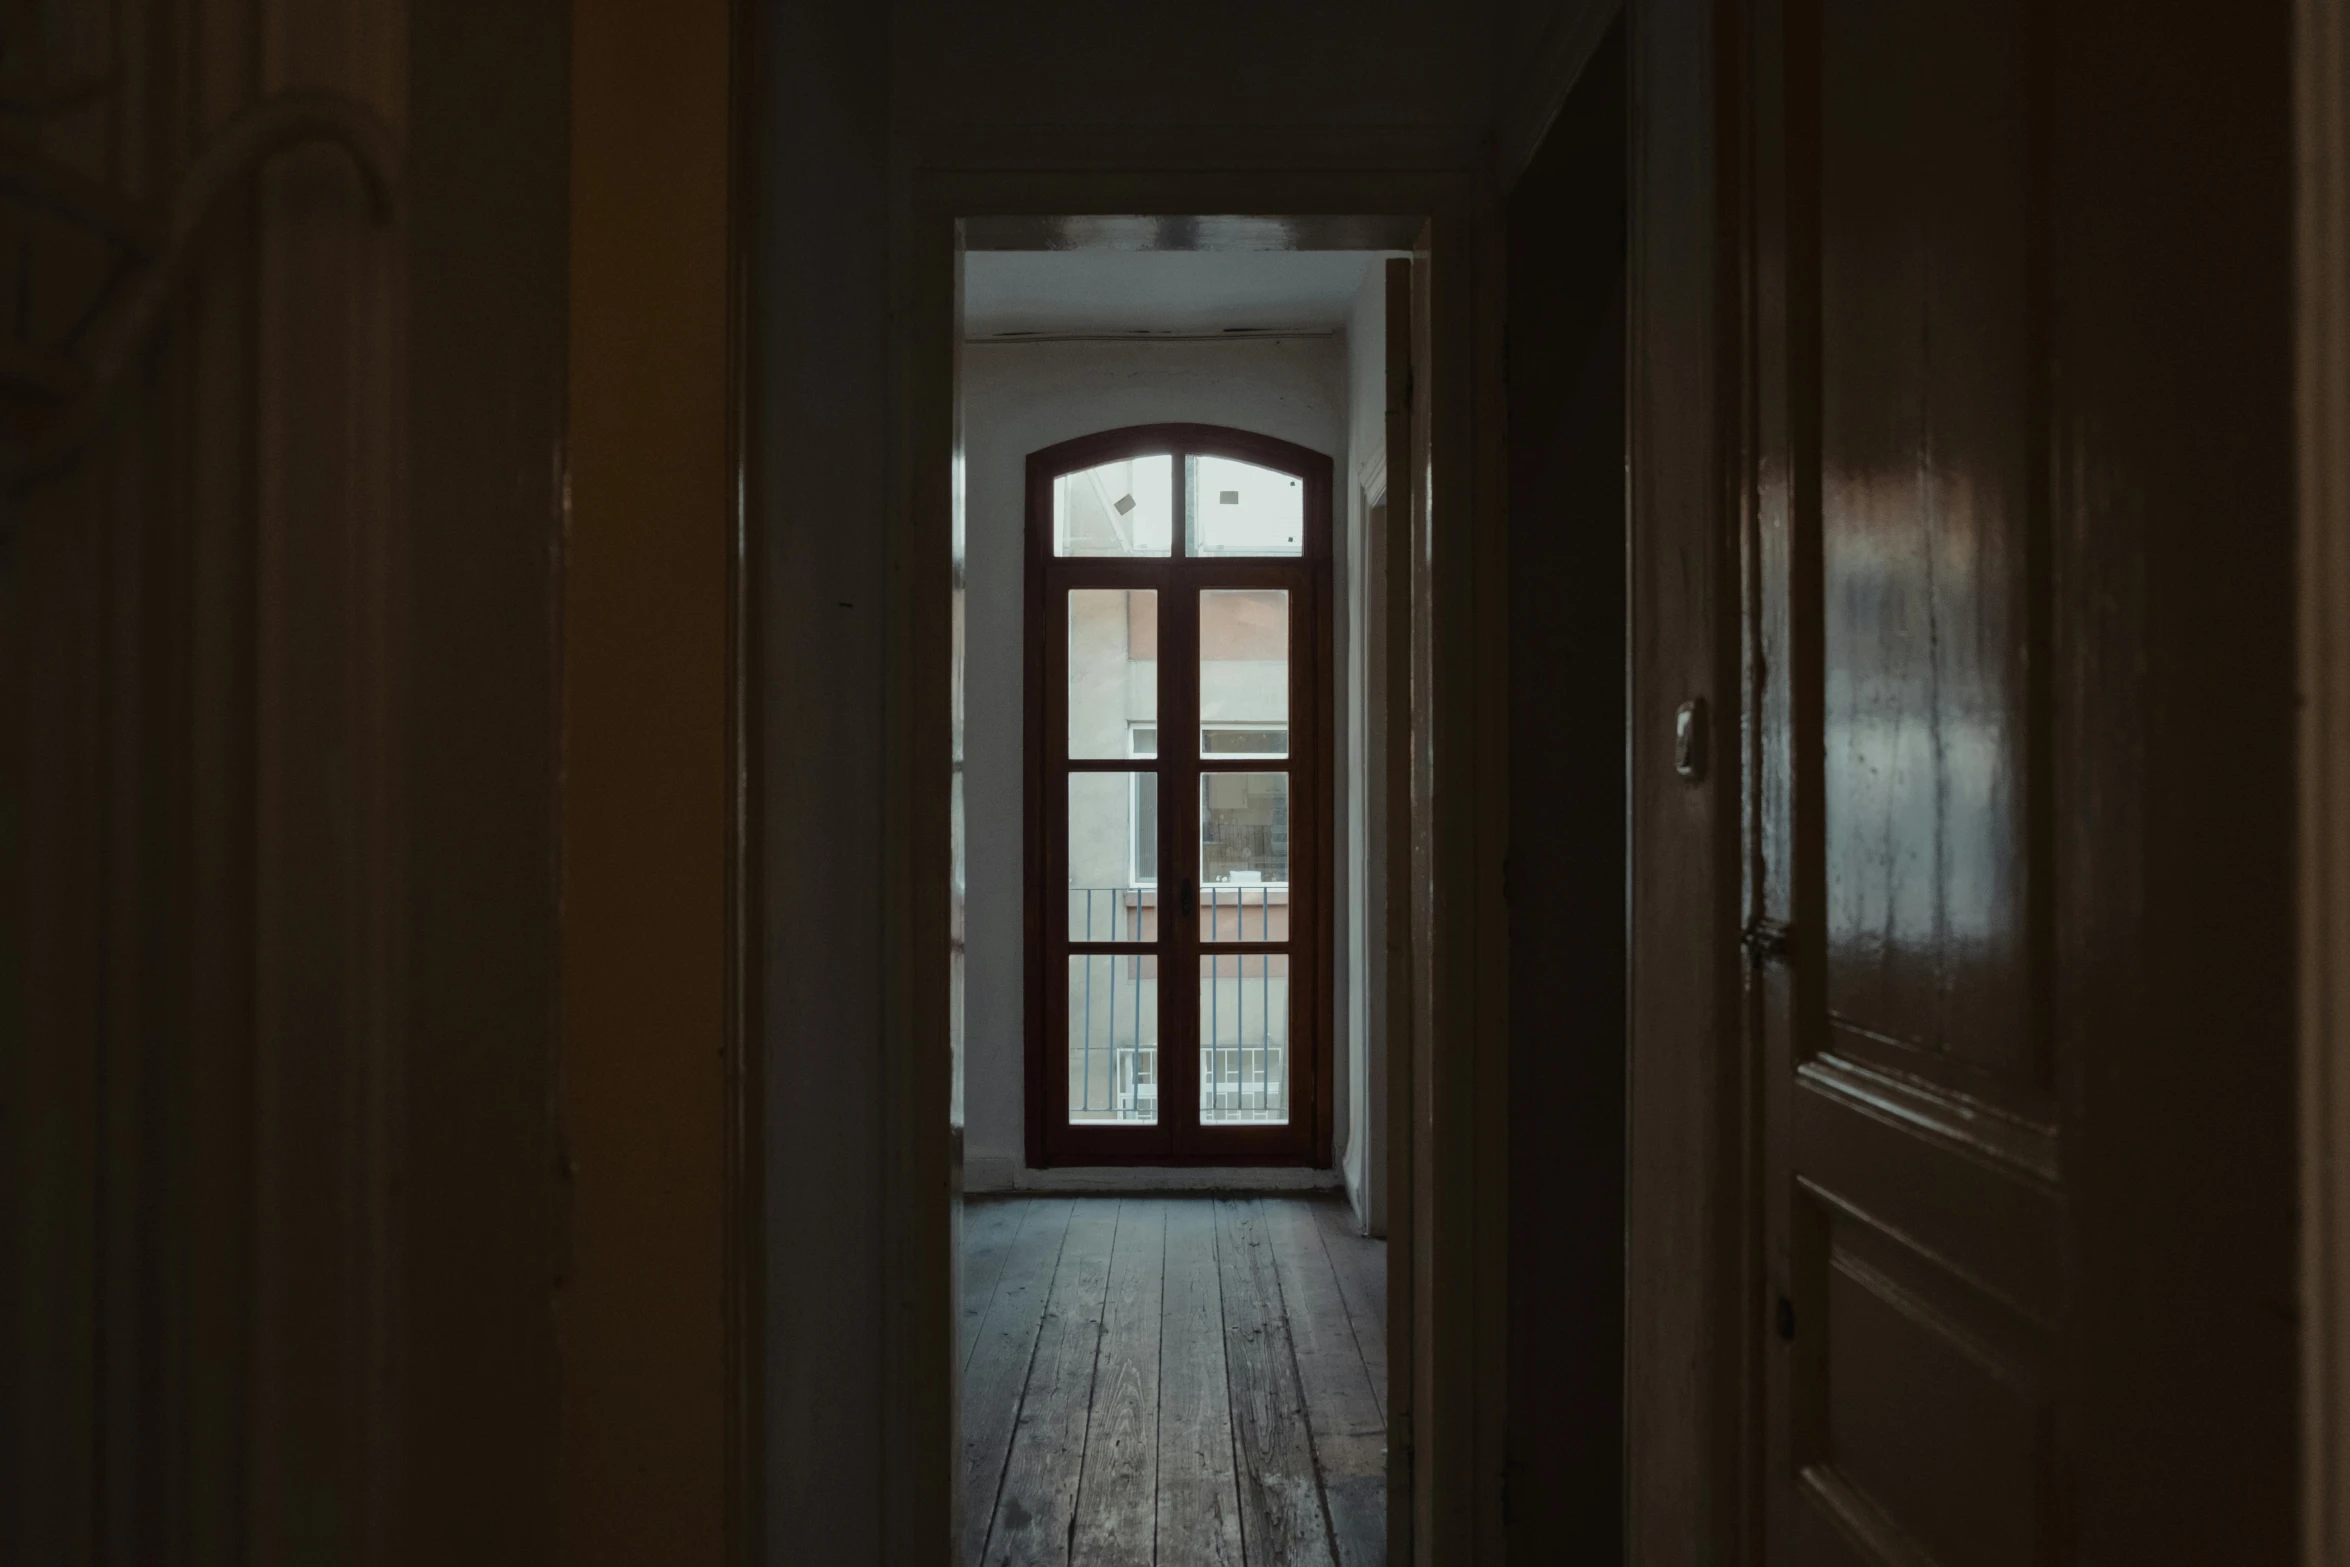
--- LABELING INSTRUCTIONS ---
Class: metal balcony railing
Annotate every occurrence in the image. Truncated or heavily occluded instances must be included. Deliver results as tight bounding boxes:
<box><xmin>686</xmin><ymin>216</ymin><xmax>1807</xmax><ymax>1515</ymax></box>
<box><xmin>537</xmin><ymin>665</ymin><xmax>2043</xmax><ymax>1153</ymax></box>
<box><xmin>1066</xmin><ymin>885</ymin><xmax>1289</xmax><ymax>1126</ymax></box>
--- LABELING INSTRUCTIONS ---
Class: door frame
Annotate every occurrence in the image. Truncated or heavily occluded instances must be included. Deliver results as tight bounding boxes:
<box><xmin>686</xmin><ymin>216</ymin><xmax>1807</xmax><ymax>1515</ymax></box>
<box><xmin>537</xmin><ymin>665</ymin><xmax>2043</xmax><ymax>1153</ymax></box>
<box><xmin>902</xmin><ymin>174</ymin><xmax>1503</xmax><ymax>1560</ymax></box>
<box><xmin>741</xmin><ymin>8</ymin><xmax>1518</xmax><ymax>1538</ymax></box>
<box><xmin>2299</xmin><ymin>0</ymin><xmax>2350</xmax><ymax>1553</ymax></box>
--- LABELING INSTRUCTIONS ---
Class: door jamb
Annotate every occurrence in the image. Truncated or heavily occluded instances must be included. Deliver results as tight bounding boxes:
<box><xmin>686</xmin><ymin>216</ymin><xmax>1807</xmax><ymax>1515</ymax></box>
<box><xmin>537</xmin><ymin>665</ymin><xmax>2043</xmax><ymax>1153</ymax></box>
<box><xmin>898</xmin><ymin>172</ymin><xmax>1504</xmax><ymax>1560</ymax></box>
<box><xmin>2298</xmin><ymin>0</ymin><xmax>2350</xmax><ymax>1553</ymax></box>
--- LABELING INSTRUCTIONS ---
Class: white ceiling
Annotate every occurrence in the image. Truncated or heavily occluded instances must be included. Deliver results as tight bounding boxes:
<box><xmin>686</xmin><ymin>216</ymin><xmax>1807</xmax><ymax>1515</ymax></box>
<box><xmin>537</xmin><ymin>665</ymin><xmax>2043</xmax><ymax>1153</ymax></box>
<box><xmin>962</xmin><ymin>250</ymin><xmax>1395</xmax><ymax>340</ymax></box>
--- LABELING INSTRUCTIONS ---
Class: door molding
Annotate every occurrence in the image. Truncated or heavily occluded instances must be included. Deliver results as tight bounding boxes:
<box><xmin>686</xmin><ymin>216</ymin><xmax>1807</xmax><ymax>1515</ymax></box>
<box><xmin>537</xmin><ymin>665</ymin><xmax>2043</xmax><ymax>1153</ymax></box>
<box><xmin>1624</xmin><ymin>0</ymin><xmax>1753</xmax><ymax>1557</ymax></box>
<box><xmin>2299</xmin><ymin>0</ymin><xmax>2350</xmax><ymax>1554</ymax></box>
<box><xmin>890</xmin><ymin>169</ymin><xmax>1504</xmax><ymax>1560</ymax></box>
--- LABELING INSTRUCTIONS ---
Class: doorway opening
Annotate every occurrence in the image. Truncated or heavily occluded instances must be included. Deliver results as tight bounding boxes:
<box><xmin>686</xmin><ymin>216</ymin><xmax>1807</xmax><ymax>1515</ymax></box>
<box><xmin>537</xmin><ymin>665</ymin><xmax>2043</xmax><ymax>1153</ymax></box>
<box><xmin>954</xmin><ymin>230</ymin><xmax>1413</xmax><ymax>1564</ymax></box>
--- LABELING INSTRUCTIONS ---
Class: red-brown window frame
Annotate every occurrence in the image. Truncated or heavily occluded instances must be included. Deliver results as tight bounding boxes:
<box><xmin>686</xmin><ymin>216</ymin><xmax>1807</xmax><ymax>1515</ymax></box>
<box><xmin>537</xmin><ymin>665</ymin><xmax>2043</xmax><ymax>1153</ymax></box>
<box><xmin>1024</xmin><ymin>423</ymin><xmax>1335</xmax><ymax>1168</ymax></box>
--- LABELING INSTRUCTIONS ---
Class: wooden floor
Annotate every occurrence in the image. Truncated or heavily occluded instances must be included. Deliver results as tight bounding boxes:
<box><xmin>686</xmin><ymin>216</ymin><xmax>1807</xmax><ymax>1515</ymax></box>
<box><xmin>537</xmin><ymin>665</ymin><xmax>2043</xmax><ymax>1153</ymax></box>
<box><xmin>961</xmin><ymin>1195</ymin><xmax>1387</xmax><ymax>1567</ymax></box>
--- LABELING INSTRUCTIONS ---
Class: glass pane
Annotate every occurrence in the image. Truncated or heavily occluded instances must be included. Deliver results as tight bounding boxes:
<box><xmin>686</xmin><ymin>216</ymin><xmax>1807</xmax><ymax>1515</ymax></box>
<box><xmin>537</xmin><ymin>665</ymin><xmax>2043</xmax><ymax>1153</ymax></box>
<box><xmin>1132</xmin><ymin>770</ymin><xmax>1158</xmax><ymax>884</ymax></box>
<box><xmin>1071</xmin><ymin>954</ymin><xmax>1158</xmax><ymax>1124</ymax></box>
<box><xmin>1199</xmin><ymin>770</ymin><xmax>1288</xmax><ymax>889</ymax></box>
<box><xmin>1199</xmin><ymin>589</ymin><xmax>1288</xmax><ymax>755</ymax></box>
<box><xmin>1055</xmin><ymin>454</ymin><xmax>1172</xmax><ymax>557</ymax></box>
<box><xmin>1199</xmin><ymin>953</ymin><xmax>1289</xmax><ymax>1124</ymax></box>
<box><xmin>1187</xmin><ymin>455</ymin><xmax>1304</xmax><ymax>557</ymax></box>
<box><xmin>1203</xmin><ymin>727</ymin><xmax>1285</xmax><ymax>756</ymax></box>
<box><xmin>1069</xmin><ymin>772</ymin><xmax>1157</xmax><ymax>940</ymax></box>
<box><xmin>1067</xmin><ymin>589</ymin><xmax>1157</xmax><ymax>759</ymax></box>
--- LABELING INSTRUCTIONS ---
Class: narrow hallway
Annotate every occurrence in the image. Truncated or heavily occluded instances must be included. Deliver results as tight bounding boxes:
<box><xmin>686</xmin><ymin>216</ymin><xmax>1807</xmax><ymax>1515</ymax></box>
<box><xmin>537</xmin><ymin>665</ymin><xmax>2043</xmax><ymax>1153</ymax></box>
<box><xmin>962</xmin><ymin>1197</ymin><xmax>1385</xmax><ymax>1566</ymax></box>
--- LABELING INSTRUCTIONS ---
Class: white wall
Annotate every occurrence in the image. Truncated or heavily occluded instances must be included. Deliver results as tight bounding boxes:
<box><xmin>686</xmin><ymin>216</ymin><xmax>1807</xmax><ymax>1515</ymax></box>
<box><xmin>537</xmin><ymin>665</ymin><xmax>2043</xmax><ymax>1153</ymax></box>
<box><xmin>962</xmin><ymin>335</ymin><xmax>1350</xmax><ymax>1188</ymax></box>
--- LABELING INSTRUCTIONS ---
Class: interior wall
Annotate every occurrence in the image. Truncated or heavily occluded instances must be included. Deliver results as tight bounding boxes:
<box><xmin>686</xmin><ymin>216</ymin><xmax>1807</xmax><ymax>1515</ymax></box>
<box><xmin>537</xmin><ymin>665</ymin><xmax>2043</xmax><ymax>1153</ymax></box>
<box><xmin>1500</xmin><ymin>19</ymin><xmax>1626</xmax><ymax>1557</ymax></box>
<box><xmin>1342</xmin><ymin>266</ymin><xmax>1389</xmax><ymax>1233</ymax></box>
<box><xmin>961</xmin><ymin>334</ymin><xmax>1349</xmax><ymax>1189</ymax></box>
<box><xmin>750</xmin><ymin>0</ymin><xmax>1525</xmax><ymax>1547</ymax></box>
<box><xmin>404</xmin><ymin>0</ymin><xmax>575</xmax><ymax>1556</ymax></box>
<box><xmin>561</xmin><ymin>1</ymin><xmax>730</xmax><ymax>1563</ymax></box>
<box><xmin>893</xmin><ymin>0</ymin><xmax>1491</xmax><ymax>163</ymax></box>
<box><xmin>1</xmin><ymin>0</ymin><xmax>575</xmax><ymax>1560</ymax></box>
<box><xmin>753</xmin><ymin>0</ymin><xmax>893</xmax><ymax>1557</ymax></box>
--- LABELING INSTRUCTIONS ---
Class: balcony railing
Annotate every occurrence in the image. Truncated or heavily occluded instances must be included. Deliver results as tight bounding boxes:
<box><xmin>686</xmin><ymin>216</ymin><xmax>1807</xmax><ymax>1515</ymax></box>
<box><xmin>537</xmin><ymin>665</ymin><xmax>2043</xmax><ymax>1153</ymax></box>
<box><xmin>1067</xmin><ymin>885</ymin><xmax>1289</xmax><ymax>1126</ymax></box>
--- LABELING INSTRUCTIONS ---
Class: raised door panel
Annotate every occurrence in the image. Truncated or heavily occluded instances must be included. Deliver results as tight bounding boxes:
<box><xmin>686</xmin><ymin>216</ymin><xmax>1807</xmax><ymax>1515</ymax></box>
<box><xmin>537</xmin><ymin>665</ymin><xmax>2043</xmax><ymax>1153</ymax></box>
<box><xmin>1817</xmin><ymin>0</ymin><xmax>2040</xmax><ymax>1100</ymax></box>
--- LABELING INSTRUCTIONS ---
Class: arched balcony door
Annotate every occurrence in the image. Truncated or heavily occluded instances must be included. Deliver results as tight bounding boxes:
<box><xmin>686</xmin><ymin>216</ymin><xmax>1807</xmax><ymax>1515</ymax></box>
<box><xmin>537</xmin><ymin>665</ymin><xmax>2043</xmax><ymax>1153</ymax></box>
<box><xmin>1025</xmin><ymin>424</ymin><xmax>1333</xmax><ymax>1167</ymax></box>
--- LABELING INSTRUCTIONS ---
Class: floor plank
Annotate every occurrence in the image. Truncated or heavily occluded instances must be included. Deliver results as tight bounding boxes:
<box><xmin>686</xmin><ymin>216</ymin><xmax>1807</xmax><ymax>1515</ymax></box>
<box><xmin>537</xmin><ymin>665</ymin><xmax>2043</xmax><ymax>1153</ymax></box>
<box><xmin>1070</xmin><ymin>1201</ymin><xmax>1167</xmax><ymax>1567</ymax></box>
<box><xmin>1157</xmin><ymin>1201</ymin><xmax>1246</xmax><ymax>1567</ymax></box>
<box><xmin>1215</xmin><ymin>1198</ymin><xmax>1338</xmax><ymax>1567</ymax></box>
<box><xmin>984</xmin><ymin>1200</ymin><xmax>1119</xmax><ymax>1566</ymax></box>
<box><xmin>962</xmin><ymin>1196</ymin><xmax>1384</xmax><ymax>1567</ymax></box>
<box><xmin>1310</xmin><ymin>1198</ymin><xmax>1388</xmax><ymax>1421</ymax></box>
<box><xmin>1265</xmin><ymin>1200</ymin><xmax>1386</xmax><ymax>1567</ymax></box>
<box><xmin>964</xmin><ymin>1198</ymin><xmax>1076</xmax><ymax>1561</ymax></box>
<box><xmin>962</xmin><ymin>1198</ymin><xmax>1028</xmax><ymax>1373</ymax></box>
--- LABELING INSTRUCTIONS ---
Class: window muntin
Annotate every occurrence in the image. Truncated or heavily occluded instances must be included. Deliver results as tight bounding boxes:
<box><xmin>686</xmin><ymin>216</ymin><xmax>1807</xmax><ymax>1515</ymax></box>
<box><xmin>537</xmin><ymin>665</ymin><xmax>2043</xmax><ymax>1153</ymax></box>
<box><xmin>1129</xmin><ymin>726</ymin><xmax>1293</xmax><ymax>888</ymax></box>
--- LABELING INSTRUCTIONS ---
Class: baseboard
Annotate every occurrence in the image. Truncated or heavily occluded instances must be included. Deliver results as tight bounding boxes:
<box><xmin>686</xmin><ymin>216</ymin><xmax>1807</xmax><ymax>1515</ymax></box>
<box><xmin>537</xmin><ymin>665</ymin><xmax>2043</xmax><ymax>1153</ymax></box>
<box><xmin>999</xmin><ymin>1164</ymin><xmax>1345</xmax><ymax>1195</ymax></box>
<box><xmin>964</xmin><ymin>1151</ymin><xmax>1021</xmax><ymax>1193</ymax></box>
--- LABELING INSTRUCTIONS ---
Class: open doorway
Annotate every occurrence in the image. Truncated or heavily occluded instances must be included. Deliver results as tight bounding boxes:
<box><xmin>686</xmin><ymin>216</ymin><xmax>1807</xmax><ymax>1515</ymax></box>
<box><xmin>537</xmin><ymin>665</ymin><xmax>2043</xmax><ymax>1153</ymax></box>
<box><xmin>954</xmin><ymin>235</ymin><xmax>1412</xmax><ymax>1563</ymax></box>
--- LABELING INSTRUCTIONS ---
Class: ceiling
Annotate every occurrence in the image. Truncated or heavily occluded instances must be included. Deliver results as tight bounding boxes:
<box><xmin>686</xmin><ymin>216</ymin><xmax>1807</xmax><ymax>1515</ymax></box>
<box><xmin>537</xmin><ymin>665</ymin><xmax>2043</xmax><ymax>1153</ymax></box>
<box><xmin>961</xmin><ymin>250</ymin><xmax>1396</xmax><ymax>340</ymax></box>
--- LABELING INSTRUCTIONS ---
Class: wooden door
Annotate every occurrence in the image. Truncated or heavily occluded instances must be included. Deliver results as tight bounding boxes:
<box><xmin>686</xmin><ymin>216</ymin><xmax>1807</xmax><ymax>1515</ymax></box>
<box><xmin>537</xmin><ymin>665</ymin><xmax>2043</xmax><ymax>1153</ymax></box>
<box><xmin>1026</xmin><ymin>424</ymin><xmax>1333</xmax><ymax>1168</ymax></box>
<box><xmin>1736</xmin><ymin>0</ymin><xmax>2299</xmax><ymax>1562</ymax></box>
<box><xmin>1752</xmin><ymin>1</ymin><xmax>2062</xmax><ymax>1560</ymax></box>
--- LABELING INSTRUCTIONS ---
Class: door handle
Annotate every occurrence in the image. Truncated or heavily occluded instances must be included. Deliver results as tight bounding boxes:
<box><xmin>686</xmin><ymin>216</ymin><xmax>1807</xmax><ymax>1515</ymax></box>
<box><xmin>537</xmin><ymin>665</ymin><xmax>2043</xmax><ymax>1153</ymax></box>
<box><xmin>1178</xmin><ymin>878</ymin><xmax>1196</xmax><ymax>917</ymax></box>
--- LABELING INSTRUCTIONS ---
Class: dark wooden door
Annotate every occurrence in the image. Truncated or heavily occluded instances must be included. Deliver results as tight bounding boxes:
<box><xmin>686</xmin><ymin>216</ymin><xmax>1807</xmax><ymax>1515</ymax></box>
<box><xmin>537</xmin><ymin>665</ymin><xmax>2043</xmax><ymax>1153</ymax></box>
<box><xmin>1751</xmin><ymin>2</ymin><xmax>2064</xmax><ymax>1560</ymax></box>
<box><xmin>1026</xmin><ymin>424</ymin><xmax>1332</xmax><ymax>1168</ymax></box>
<box><xmin>1740</xmin><ymin>0</ymin><xmax>2298</xmax><ymax>1562</ymax></box>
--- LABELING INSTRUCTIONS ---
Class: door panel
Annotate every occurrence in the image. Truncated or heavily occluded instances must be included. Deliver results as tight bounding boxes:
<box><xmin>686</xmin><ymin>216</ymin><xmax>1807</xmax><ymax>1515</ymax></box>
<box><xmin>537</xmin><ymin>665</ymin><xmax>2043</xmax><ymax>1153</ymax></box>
<box><xmin>1639</xmin><ymin>0</ymin><xmax>2299</xmax><ymax>1558</ymax></box>
<box><xmin>1757</xmin><ymin>0</ymin><xmax>2062</xmax><ymax>1559</ymax></box>
<box><xmin>1817</xmin><ymin>0</ymin><xmax>2040</xmax><ymax>1092</ymax></box>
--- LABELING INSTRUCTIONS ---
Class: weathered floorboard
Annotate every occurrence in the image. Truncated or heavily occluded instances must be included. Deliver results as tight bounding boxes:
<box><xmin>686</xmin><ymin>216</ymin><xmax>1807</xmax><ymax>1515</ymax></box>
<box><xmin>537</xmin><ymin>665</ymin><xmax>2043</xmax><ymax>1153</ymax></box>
<box><xmin>985</xmin><ymin>1200</ymin><xmax>1119</xmax><ymax>1566</ymax></box>
<box><xmin>1071</xmin><ymin>1201</ymin><xmax>1168</xmax><ymax>1566</ymax></box>
<box><xmin>964</xmin><ymin>1198</ymin><xmax>1076</xmax><ymax>1561</ymax></box>
<box><xmin>1266</xmin><ymin>1200</ymin><xmax>1385</xmax><ymax>1566</ymax></box>
<box><xmin>962</xmin><ymin>1198</ymin><xmax>1028</xmax><ymax>1372</ymax></box>
<box><xmin>1215</xmin><ymin>1198</ymin><xmax>1337</xmax><ymax>1567</ymax></box>
<box><xmin>1310</xmin><ymin>1197</ymin><xmax>1388</xmax><ymax>1421</ymax></box>
<box><xmin>962</xmin><ymin>1196</ymin><xmax>1385</xmax><ymax>1567</ymax></box>
<box><xmin>1157</xmin><ymin>1202</ymin><xmax>1246</xmax><ymax>1566</ymax></box>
